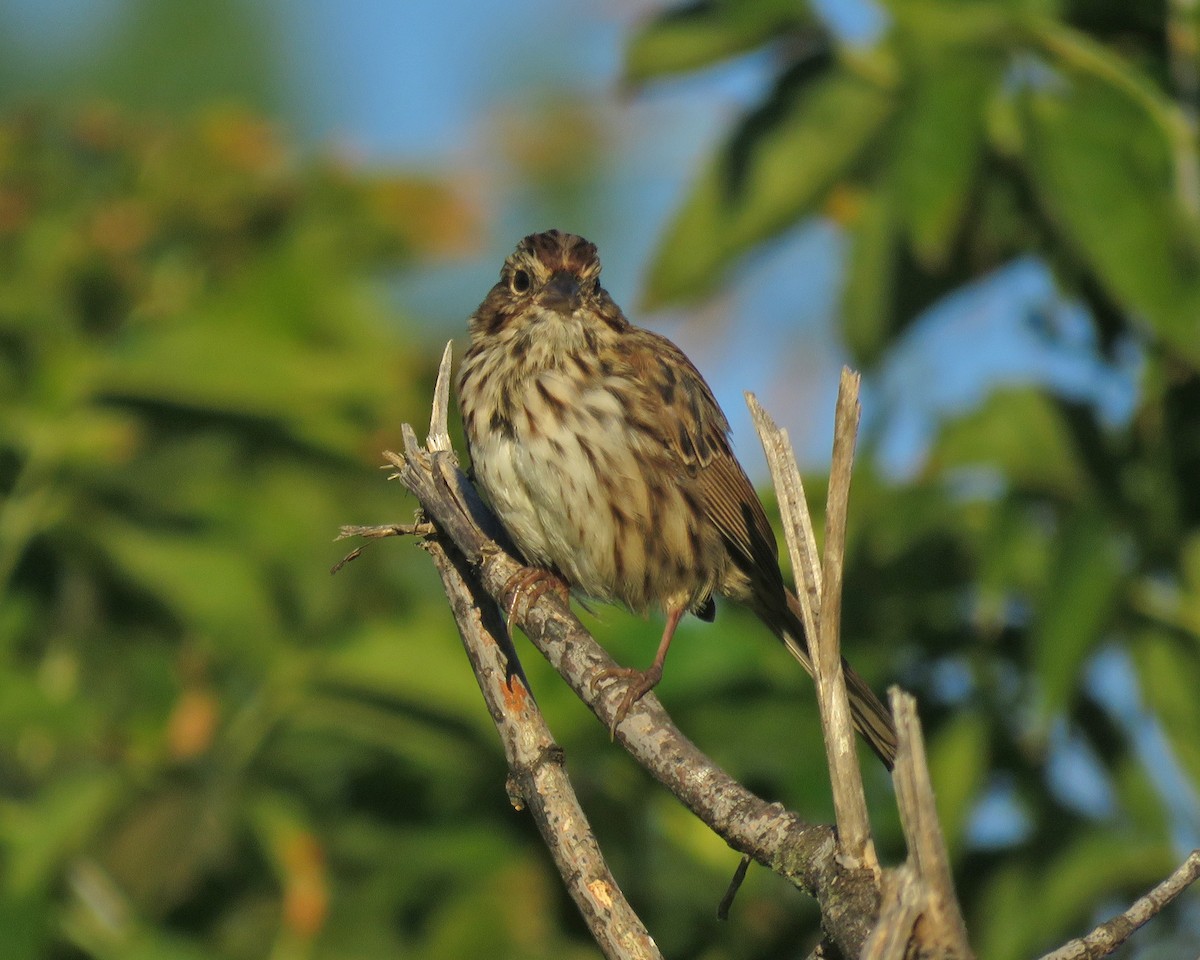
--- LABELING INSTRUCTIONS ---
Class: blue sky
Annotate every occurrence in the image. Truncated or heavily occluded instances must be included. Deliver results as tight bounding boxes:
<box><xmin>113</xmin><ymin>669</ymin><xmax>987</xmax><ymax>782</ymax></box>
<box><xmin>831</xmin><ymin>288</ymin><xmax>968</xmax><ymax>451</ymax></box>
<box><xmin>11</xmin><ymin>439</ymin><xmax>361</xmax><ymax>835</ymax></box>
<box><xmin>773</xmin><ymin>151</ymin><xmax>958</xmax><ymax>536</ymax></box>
<box><xmin>1</xmin><ymin>0</ymin><xmax>1138</xmax><ymax>477</ymax></box>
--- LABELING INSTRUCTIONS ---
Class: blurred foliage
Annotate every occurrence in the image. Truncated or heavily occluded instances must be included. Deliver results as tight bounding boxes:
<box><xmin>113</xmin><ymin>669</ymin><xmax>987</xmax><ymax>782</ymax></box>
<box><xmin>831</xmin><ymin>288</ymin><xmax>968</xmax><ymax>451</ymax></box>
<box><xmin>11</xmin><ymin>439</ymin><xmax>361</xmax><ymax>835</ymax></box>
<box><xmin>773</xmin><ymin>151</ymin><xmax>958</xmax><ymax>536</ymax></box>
<box><xmin>633</xmin><ymin>0</ymin><xmax>1200</xmax><ymax>957</ymax></box>
<box><xmin>0</xmin><ymin>104</ymin><xmax>551</xmax><ymax>960</ymax></box>
<box><xmin>636</xmin><ymin>0</ymin><xmax>1200</xmax><ymax>368</ymax></box>
<box><xmin>0</xmin><ymin>0</ymin><xmax>279</xmax><ymax>115</ymax></box>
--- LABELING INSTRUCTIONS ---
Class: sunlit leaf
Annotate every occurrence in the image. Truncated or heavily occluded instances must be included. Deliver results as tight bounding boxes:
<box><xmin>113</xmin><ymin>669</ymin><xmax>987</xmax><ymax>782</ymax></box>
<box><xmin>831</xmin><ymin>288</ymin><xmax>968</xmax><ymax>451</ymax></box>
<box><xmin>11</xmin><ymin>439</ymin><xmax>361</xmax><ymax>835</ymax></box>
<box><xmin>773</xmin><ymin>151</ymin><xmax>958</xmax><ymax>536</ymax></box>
<box><xmin>4</xmin><ymin>770</ymin><xmax>125</xmax><ymax>895</ymax></box>
<box><xmin>1021</xmin><ymin>56</ymin><xmax>1200</xmax><ymax>362</ymax></box>
<box><xmin>1031</xmin><ymin>509</ymin><xmax>1121</xmax><ymax>727</ymax></box>
<box><xmin>623</xmin><ymin>0</ymin><xmax>813</xmax><ymax>86</ymax></box>
<box><xmin>841</xmin><ymin>186</ymin><xmax>896</xmax><ymax>365</ymax></box>
<box><xmin>930</xmin><ymin>387</ymin><xmax>1086</xmax><ymax>496</ymax></box>
<box><xmin>644</xmin><ymin>65</ymin><xmax>893</xmax><ymax>308</ymax></box>
<box><xmin>90</xmin><ymin>519</ymin><xmax>275</xmax><ymax>636</ymax></box>
<box><xmin>1132</xmin><ymin>629</ymin><xmax>1200</xmax><ymax>786</ymax></box>
<box><xmin>890</xmin><ymin>51</ymin><xmax>1001</xmax><ymax>267</ymax></box>
<box><xmin>927</xmin><ymin>710</ymin><xmax>989</xmax><ymax>853</ymax></box>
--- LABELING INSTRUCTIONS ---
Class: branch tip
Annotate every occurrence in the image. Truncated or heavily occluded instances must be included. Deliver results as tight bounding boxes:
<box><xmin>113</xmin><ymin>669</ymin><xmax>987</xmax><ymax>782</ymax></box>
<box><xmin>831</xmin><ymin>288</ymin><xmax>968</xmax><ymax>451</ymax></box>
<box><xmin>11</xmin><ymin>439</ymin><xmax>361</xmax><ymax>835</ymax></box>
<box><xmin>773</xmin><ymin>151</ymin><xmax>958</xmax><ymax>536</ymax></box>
<box><xmin>1036</xmin><ymin>849</ymin><xmax>1200</xmax><ymax>960</ymax></box>
<box><xmin>716</xmin><ymin>855</ymin><xmax>752</xmax><ymax>921</ymax></box>
<box><xmin>428</xmin><ymin>340</ymin><xmax>455</xmax><ymax>452</ymax></box>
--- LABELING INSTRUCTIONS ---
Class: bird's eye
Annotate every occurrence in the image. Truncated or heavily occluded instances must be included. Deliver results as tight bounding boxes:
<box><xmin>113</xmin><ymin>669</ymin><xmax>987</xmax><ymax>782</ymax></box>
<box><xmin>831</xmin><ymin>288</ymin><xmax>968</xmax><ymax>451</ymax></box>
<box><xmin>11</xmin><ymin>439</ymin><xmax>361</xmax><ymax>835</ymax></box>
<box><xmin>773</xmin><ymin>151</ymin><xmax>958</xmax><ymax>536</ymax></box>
<box><xmin>511</xmin><ymin>269</ymin><xmax>531</xmax><ymax>294</ymax></box>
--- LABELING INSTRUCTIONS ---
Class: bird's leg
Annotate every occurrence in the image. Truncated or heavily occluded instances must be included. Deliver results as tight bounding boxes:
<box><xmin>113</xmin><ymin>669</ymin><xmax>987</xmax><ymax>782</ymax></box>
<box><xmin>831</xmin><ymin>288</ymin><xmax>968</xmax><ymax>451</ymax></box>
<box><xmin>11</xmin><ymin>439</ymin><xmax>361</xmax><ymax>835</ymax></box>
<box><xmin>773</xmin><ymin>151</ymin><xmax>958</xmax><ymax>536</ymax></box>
<box><xmin>501</xmin><ymin>566</ymin><xmax>570</xmax><ymax>626</ymax></box>
<box><xmin>591</xmin><ymin>606</ymin><xmax>684</xmax><ymax>738</ymax></box>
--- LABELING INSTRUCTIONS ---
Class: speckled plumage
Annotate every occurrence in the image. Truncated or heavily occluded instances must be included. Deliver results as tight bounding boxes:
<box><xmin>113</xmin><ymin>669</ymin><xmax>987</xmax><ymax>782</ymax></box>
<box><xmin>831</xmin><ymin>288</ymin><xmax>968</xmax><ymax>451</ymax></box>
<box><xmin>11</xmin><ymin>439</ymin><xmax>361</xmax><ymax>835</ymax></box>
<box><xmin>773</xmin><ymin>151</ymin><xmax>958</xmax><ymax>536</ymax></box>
<box><xmin>458</xmin><ymin>230</ymin><xmax>896</xmax><ymax>765</ymax></box>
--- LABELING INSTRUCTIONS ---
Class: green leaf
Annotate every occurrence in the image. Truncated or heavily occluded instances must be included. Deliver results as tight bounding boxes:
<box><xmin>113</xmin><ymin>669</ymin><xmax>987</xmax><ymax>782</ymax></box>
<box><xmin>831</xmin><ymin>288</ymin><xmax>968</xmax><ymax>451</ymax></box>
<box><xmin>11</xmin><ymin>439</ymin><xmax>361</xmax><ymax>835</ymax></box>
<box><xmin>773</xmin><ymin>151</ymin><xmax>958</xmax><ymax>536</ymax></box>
<box><xmin>103</xmin><ymin>933</ymin><xmax>216</xmax><ymax>960</ymax></box>
<box><xmin>890</xmin><ymin>51</ymin><xmax>1001</xmax><ymax>267</ymax></box>
<box><xmin>1112</xmin><ymin>753</ymin><xmax>1170</xmax><ymax>839</ymax></box>
<box><xmin>971</xmin><ymin>861</ymin><xmax>1033</xmax><ymax>960</ymax></box>
<box><xmin>1132</xmin><ymin>628</ymin><xmax>1200</xmax><ymax>787</ymax></box>
<box><xmin>841</xmin><ymin>186</ymin><xmax>896</xmax><ymax>365</ymax></box>
<box><xmin>623</xmin><ymin>0</ymin><xmax>811</xmax><ymax>86</ymax></box>
<box><xmin>931</xmin><ymin>388</ymin><xmax>1086</xmax><ymax>496</ymax></box>
<box><xmin>1032</xmin><ymin>833</ymin><xmax>1177</xmax><ymax>954</ymax></box>
<box><xmin>1020</xmin><ymin>54</ymin><xmax>1200</xmax><ymax>362</ymax></box>
<box><xmin>89</xmin><ymin>518</ymin><xmax>275</xmax><ymax>637</ymax></box>
<box><xmin>644</xmin><ymin>65</ymin><xmax>894</xmax><ymax>308</ymax></box>
<box><xmin>974</xmin><ymin>834</ymin><xmax>1175</xmax><ymax>960</ymax></box>
<box><xmin>927</xmin><ymin>710</ymin><xmax>989</xmax><ymax>854</ymax></box>
<box><xmin>1031</xmin><ymin>509</ymin><xmax>1121</xmax><ymax>728</ymax></box>
<box><xmin>319</xmin><ymin>618</ymin><xmax>479</xmax><ymax>706</ymax></box>
<box><xmin>3</xmin><ymin>770</ymin><xmax>125</xmax><ymax>896</ymax></box>
<box><xmin>99</xmin><ymin>317</ymin><xmax>387</xmax><ymax>456</ymax></box>
<box><xmin>0</xmin><ymin>893</ymin><xmax>52</xmax><ymax>960</ymax></box>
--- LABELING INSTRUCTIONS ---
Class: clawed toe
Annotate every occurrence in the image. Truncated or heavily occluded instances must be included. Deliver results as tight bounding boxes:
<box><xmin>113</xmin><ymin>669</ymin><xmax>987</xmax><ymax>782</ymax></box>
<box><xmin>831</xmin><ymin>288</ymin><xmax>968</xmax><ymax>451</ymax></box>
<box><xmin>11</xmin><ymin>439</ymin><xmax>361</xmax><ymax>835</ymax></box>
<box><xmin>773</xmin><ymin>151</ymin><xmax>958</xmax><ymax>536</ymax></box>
<box><xmin>502</xmin><ymin>567</ymin><xmax>568</xmax><ymax>625</ymax></box>
<box><xmin>591</xmin><ymin>665</ymin><xmax>661</xmax><ymax>739</ymax></box>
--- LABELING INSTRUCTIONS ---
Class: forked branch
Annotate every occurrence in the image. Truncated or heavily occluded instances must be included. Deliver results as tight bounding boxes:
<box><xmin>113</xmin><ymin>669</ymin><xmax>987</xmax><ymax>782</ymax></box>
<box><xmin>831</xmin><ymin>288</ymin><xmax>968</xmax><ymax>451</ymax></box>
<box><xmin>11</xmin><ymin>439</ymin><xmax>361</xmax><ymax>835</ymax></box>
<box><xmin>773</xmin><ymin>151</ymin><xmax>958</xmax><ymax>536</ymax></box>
<box><xmin>382</xmin><ymin>344</ymin><xmax>659</xmax><ymax>960</ymax></box>
<box><xmin>372</xmin><ymin>343</ymin><xmax>879</xmax><ymax>958</ymax></box>
<box><xmin>748</xmin><ymin>373</ymin><xmax>875</xmax><ymax>869</ymax></box>
<box><xmin>343</xmin><ymin>343</ymin><xmax>1200</xmax><ymax>960</ymax></box>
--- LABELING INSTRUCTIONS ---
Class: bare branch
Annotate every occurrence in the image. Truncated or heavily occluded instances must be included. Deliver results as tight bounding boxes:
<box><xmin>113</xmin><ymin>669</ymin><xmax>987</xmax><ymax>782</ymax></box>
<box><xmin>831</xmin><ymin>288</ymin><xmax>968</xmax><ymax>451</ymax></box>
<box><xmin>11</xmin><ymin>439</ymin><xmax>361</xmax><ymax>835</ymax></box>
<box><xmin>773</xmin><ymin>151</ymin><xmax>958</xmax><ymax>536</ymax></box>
<box><xmin>336</xmin><ymin>522</ymin><xmax>434</xmax><ymax>541</ymax></box>
<box><xmin>813</xmin><ymin>368</ymin><xmax>875</xmax><ymax>866</ymax></box>
<box><xmin>331</xmin><ymin>522</ymin><xmax>435</xmax><ymax>573</ymax></box>
<box><xmin>1037</xmin><ymin>849</ymin><xmax>1200</xmax><ymax>960</ymax></box>
<box><xmin>749</xmin><ymin>376</ymin><xmax>876</xmax><ymax>868</ymax></box>
<box><xmin>885</xmin><ymin>689</ymin><xmax>973</xmax><ymax>959</ymax></box>
<box><xmin>716</xmin><ymin>856</ymin><xmax>751</xmax><ymax>921</ymax></box>
<box><xmin>745</xmin><ymin>393</ymin><xmax>822</xmax><ymax>637</ymax></box>
<box><xmin>424</xmin><ymin>536</ymin><xmax>660</xmax><ymax>960</ymax></box>
<box><xmin>862</xmin><ymin>862</ymin><xmax>925</xmax><ymax>960</ymax></box>
<box><xmin>384</xmin><ymin>372</ymin><xmax>880</xmax><ymax>958</ymax></box>
<box><xmin>428</xmin><ymin>340</ymin><xmax>454</xmax><ymax>453</ymax></box>
<box><xmin>365</xmin><ymin>352</ymin><xmax>1197</xmax><ymax>960</ymax></box>
<box><xmin>400</xmin><ymin>344</ymin><xmax>659</xmax><ymax>959</ymax></box>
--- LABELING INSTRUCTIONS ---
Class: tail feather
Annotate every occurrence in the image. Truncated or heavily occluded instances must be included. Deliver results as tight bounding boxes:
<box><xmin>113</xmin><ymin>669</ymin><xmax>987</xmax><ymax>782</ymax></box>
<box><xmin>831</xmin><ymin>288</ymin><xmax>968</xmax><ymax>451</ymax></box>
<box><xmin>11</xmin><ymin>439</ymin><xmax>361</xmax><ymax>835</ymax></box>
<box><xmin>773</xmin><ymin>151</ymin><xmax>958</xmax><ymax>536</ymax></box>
<box><xmin>770</xmin><ymin>589</ymin><xmax>898</xmax><ymax>770</ymax></box>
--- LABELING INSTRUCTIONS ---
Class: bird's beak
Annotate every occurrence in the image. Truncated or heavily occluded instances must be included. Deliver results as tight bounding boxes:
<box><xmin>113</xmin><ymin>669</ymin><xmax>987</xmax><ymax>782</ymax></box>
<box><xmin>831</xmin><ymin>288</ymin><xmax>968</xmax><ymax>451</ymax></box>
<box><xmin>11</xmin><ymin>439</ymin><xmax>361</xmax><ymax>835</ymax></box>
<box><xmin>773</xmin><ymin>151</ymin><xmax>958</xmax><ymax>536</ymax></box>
<box><xmin>539</xmin><ymin>271</ymin><xmax>582</xmax><ymax>314</ymax></box>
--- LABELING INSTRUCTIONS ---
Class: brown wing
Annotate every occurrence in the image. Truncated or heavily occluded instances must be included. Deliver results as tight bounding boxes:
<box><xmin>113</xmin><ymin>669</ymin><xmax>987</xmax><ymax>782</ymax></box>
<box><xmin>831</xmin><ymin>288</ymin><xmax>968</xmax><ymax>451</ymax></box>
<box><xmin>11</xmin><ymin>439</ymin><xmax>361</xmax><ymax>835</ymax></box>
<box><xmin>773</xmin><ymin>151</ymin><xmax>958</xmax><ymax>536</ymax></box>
<box><xmin>624</xmin><ymin>329</ymin><xmax>784</xmax><ymax>596</ymax></box>
<box><xmin>622</xmin><ymin>331</ymin><xmax>896</xmax><ymax>766</ymax></box>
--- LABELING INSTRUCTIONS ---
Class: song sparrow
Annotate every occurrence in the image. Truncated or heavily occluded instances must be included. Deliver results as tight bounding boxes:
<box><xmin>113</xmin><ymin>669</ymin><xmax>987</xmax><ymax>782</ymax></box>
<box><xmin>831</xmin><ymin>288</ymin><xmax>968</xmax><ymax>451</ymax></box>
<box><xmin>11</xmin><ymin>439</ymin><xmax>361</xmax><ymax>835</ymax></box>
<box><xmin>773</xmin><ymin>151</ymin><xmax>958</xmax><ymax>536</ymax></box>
<box><xmin>457</xmin><ymin>230</ymin><xmax>897</xmax><ymax>767</ymax></box>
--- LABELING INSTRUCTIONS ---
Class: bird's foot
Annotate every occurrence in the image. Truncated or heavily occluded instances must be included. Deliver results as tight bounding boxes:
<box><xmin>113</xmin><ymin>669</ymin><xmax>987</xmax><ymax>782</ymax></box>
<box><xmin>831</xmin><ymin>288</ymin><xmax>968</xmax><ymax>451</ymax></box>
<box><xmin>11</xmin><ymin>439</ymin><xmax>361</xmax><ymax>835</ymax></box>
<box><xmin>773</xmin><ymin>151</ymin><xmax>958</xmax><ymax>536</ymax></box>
<box><xmin>501</xmin><ymin>567</ymin><xmax>569</xmax><ymax>626</ymax></box>
<box><xmin>590</xmin><ymin>663</ymin><xmax>663</xmax><ymax>739</ymax></box>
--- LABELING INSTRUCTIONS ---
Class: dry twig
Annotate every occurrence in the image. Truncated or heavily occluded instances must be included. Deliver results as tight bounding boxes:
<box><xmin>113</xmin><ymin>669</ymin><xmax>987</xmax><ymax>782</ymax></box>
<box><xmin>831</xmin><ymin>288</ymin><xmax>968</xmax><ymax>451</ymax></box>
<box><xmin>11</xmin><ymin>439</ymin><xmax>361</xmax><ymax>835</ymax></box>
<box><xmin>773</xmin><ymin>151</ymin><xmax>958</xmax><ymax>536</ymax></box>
<box><xmin>864</xmin><ymin>690</ymin><xmax>973</xmax><ymax>960</ymax></box>
<box><xmin>1037</xmin><ymin>848</ymin><xmax>1200</xmax><ymax>960</ymax></box>
<box><xmin>394</xmin><ymin>343</ymin><xmax>660</xmax><ymax>960</ymax></box>
<box><xmin>748</xmin><ymin>378</ymin><xmax>876</xmax><ymax>870</ymax></box>
<box><xmin>369</xmin><ymin>345</ymin><xmax>881</xmax><ymax>957</ymax></box>
<box><xmin>343</xmin><ymin>341</ymin><xmax>1200</xmax><ymax>960</ymax></box>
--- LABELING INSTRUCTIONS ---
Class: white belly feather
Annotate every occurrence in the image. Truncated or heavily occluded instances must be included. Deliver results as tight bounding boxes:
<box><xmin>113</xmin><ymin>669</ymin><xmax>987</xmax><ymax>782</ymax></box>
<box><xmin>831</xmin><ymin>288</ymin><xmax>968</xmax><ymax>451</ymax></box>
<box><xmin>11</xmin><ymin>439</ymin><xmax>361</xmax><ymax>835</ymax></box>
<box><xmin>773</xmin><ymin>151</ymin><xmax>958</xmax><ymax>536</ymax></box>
<box><xmin>469</xmin><ymin>369</ymin><xmax>631</xmax><ymax>604</ymax></box>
